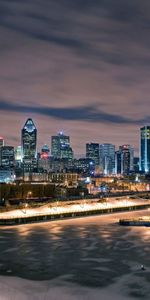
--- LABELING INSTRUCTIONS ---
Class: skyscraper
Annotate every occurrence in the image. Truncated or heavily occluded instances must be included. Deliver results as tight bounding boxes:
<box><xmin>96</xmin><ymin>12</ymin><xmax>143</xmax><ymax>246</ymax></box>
<box><xmin>99</xmin><ymin>143</ymin><xmax>115</xmax><ymax>175</ymax></box>
<box><xmin>73</xmin><ymin>158</ymin><xmax>95</xmax><ymax>175</ymax></box>
<box><xmin>15</xmin><ymin>146</ymin><xmax>22</xmax><ymax>162</ymax></box>
<box><xmin>40</xmin><ymin>144</ymin><xmax>50</xmax><ymax>159</ymax></box>
<box><xmin>21</xmin><ymin>119</ymin><xmax>37</xmax><ymax>174</ymax></box>
<box><xmin>119</xmin><ymin>145</ymin><xmax>134</xmax><ymax>175</ymax></box>
<box><xmin>0</xmin><ymin>146</ymin><xmax>15</xmax><ymax>170</ymax></box>
<box><xmin>115</xmin><ymin>150</ymin><xmax>121</xmax><ymax>174</ymax></box>
<box><xmin>133</xmin><ymin>157</ymin><xmax>139</xmax><ymax>173</ymax></box>
<box><xmin>21</xmin><ymin>118</ymin><xmax>37</xmax><ymax>161</ymax></box>
<box><xmin>51</xmin><ymin>132</ymin><xmax>73</xmax><ymax>159</ymax></box>
<box><xmin>140</xmin><ymin>126</ymin><xmax>150</xmax><ymax>173</ymax></box>
<box><xmin>0</xmin><ymin>137</ymin><xmax>4</xmax><ymax>148</ymax></box>
<box><xmin>86</xmin><ymin>143</ymin><xmax>99</xmax><ymax>168</ymax></box>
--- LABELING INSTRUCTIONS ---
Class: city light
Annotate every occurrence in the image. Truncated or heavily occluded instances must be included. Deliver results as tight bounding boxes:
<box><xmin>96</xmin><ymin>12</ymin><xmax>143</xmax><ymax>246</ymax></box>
<box><xmin>0</xmin><ymin>198</ymin><xmax>149</xmax><ymax>220</ymax></box>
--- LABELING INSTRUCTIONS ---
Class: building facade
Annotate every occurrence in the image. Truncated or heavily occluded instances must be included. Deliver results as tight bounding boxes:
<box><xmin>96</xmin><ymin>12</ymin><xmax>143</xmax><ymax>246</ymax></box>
<box><xmin>0</xmin><ymin>137</ymin><xmax>4</xmax><ymax>147</ymax></box>
<box><xmin>120</xmin><ymin>145</ymin><xmax>134</xmax><ymax>175</ymax></box>
<box><xmin>140</xmin><ymin>126</ymin><xmax>150</xmax><ymax>173</ymax></box>
<box><xmin>86</xmin><ymin>143</ymin><xmax>100</xmax><ymax>170</ymax></box>
<box><xmin>21</xmin><ymin>118</ymin><xmax>37</xmax><ymax>161</ymax></box>
<box><xmin>99</xmin><ymin>143</ymin><xmax>115</xmax><ymax>175</ymax></box>
<box><xmin>115</xmin><ymin>150</ymin><xmax>122</xmax><ymax>174</ymax></box>
<box><xmin>51</xmin><ymin>132</ymin><xmax>73</xmax><ymax>160</ymax></box>
<box><xmin>0</xmin><ymin>146</ymin><xmax>15</xmax><ymax>170</ymax></box>
<box><xmin>21</xmin><ymin>118</ymin><xmax>37</xmax><ymax>173</ymax></box>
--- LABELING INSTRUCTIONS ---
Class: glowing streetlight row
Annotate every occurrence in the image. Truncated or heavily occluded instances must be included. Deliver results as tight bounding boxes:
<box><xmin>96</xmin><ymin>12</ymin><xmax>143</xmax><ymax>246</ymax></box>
<box><xmin>0</xmin><ymin>199</ymin><xmax>149</xmax><ymax>220</ymax></box>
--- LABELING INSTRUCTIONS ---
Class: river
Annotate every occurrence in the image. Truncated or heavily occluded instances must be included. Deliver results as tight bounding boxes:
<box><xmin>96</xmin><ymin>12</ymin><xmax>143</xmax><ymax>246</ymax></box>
<box><xmin>0</xmin><ymin>210</ymin><xmax>150</xmax><ymax>299</ymax></box>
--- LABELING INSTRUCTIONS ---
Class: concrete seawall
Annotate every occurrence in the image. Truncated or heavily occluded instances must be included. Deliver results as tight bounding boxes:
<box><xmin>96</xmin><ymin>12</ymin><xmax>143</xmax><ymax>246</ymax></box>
<box><xmin>0</xmin><ymin>203</ymin><xmax>150</xmax><ymax>226</ymax></box>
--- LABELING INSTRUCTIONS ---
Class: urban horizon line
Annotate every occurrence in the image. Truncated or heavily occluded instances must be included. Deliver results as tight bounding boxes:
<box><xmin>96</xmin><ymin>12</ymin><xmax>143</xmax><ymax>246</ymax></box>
<box><xmin>1</xmin><ymin>118</ymin><xmax>149</xmax><ymax>158</ymax></box>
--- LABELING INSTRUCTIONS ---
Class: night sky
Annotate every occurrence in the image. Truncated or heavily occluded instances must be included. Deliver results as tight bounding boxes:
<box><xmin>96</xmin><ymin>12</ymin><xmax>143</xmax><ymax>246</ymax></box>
<box><xmin>0</xmin><ymin>0</ymin><xmax>150</xmax><ymax>155</ymax></box>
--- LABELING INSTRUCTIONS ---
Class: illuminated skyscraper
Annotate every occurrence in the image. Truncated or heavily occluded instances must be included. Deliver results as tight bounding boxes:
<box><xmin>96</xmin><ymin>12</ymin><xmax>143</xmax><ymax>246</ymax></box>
<box><xmin>0</xmin><ymin>146</ymin><xmax>15</xmax><ymax>169</ymax></box>
<box><xmin>21</xmin><ymin>118</ymin><xmax>37</xmax><ymax>161</ymax></box>
<box><xmin>51</xmin><ymin>132</ymin><xmax>73</xmax><ymax>159</ymax></box>
<box><xmin>15</xmin><ymin>146</ymin><xmax>22</xmax><ymax>162</ymax></box>
<box><xmin>0</xmin><ymin>137</ymin><xmax>4</xmax><ymax>147</ymax></box>
<box><xmin>40</xmin><ymin>144</ymin><xmax>50</xmax><ymax>159</ymax></box>
<box><xmin>21</xmin><ymin>119</ymin><xmax>37</xmax><ymax>175</ymax></box>
<box><xmin>120</xmin><ymin>145</ymin><xmax>134</xmax><ymax>175</ymax></box>
<box><xmin>115</xmin><ymin>150</ymin><xmax>121</xmax><ymax>174</ymax></box>
<box><xmin>99</xmin><ymin>143</ymin><xmax>115</xmax><ymax>174</ymax></box>
<box><xmin>140</xmin><ymin>126</ymin><xmax>150</xmax><ymax>173</ymax></box>
<box><xmin>86</xmin><ymin>143</ymin><xmax>99</xmax><ymax>168</ymax></box>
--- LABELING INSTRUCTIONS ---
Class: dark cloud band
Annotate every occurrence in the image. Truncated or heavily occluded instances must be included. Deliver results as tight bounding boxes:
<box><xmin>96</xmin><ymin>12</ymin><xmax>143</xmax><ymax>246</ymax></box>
<box><xmin>0</xmin><ymin>99</ymin><xmax>148</xmax><ymax>125</ymax></box>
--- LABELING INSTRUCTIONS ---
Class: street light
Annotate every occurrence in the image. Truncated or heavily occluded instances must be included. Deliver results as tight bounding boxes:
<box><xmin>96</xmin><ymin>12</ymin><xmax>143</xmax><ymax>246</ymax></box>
<box><xmin>52</xmin><ymin>200</ymin><xmax>59</xmax><ymax>211</ymax></box>
<box><xmin>21</xmin><ymin>202</ymin><xmax>28</xmax><ymax>214</ymax></box>
<box><xmin>27</xmin><ymin>191</ymin><xmax>32</xmax><ymax>199</ymax></box>
<box><xmin>24</xmin><ymin>203</ymin><xmax>28</xmax><ymax>214</ymax></box>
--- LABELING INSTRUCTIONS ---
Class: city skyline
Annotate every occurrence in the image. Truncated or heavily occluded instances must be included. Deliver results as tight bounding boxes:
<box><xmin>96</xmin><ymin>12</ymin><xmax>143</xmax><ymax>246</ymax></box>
<box><xmin>0</xmin><ymin>118</ymin><xmax>149</xmax><ymax>157</ymax></box>
<box><xmin>0</xmin><ymin>117</ymin><xmax>147</xmax><ymax>158</ymax></box>
<box><xmin>0</xmin><ymin>1</ymin><xmax>150</xmax><ymax>155</ymax></box>
<box><xmin>1</xmin><ymin>2</ymin><xmax>150</xmax><ymax>300</ymax></box>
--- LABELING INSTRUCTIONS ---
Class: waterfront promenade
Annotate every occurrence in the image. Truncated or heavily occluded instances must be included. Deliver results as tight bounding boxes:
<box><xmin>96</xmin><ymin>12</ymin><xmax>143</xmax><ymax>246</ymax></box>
<box><xmin>0</xmin><ymin>197</ymin><xmax>150</xmax><ymax>225</ymax></box>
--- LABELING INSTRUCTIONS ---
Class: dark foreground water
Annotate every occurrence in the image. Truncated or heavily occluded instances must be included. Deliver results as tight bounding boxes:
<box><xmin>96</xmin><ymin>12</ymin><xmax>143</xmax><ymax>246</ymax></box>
<box><xmin>0</xmin><ymin>210</ymin><xmax>150</xmax><ymax>299</ymax></box>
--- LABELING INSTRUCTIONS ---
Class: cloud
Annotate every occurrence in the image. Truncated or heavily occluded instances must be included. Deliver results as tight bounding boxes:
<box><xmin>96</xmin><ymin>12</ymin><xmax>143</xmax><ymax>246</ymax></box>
<box><xmin>0</xmin><ymin>0</ymin><xmax>150</xmax><ymax>154</ymax></box>
<box><xmin>0</xmin><ymin>99</ymin><xmax>148</xmax><ymax>125</ymax></box>
<box><xmin>0</xmin><ymin>0</ymin><xmax>150</xmax><ymax>64</ymax></box>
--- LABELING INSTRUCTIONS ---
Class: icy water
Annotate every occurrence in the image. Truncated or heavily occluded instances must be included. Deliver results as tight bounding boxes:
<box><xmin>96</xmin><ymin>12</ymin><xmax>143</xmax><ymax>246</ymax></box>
<box><xmin>0</xmin><ymin>210</ymin><xmax>150</xmax><ymax>300</ymax></box>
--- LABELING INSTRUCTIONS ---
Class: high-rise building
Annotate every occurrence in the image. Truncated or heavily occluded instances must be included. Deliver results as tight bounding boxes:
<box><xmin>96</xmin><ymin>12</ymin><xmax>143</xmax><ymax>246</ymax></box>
<box><xmin>38</xmin><ymin>144</ymin><xmax>50</xmax><ymax>172</ymax></box>
<box><xmin>134</xmin><ymin>157</ymin><xmax>139</xmax><ymax>173</ymax></box>
<box><xmin>119</xmin><ymin>145</ymin><xmax>134</xmax><ymax>175</ymax></box>
<box><xmin>60</xmin><ymin>145</ymin><xmax>73</xmax><ymax>159</ymax></box>
<box><xmin>0</xmin><ymin>137</ymin><xmax>4</xmax><ymax>147</ymax></box>
<box><xmin>40</xmin><ymin>144</ymin><xmax>50</xmax><ymax>159</ymax></box>
<box><xmin>99</xmin><ymin>143</ymin><xmax>115</xmax><ymax>175</ymax></box>
<box><xmin>115</xmin><ymin>150</ymin><xmax>121</xmax><ymax>174</ymax></box>
<box><xmin>140</xmin><ymin>126</ymin><xmax>150</xmax><ymax>173</ymax></box>
<box><xmin>15</xmin><ymin>146</ymin><xmax>22</xmax><ymax>162</ymax></box>
<box><xmin>86</xmin><ymin>143</ymin><xmax>99</xmax><ymax>169</ymax></box>
<box><xmin>73</xmin><ymin>158</ymin><xmax>95</xmax><ymax>175</ymax></box>
<box><xmin>51</xmin><ymin>132</ymin><xmax>73</xmax><ymax>160</ymax></box>
<box><xmin>0</xmin><ymin>146</ymin><xmax>15</xmax><ymax>169</ymax></box>
<box><xmin>14</xmin><ymin>146</ymin><xmax>22</xmax><ymax>179</ymax></box>
<box><xmin>21</xmin><ymin>118</ymin><xmax>37</xmax><ymax>173</ymax></box>
<box><xmin>21</xmin><ymin>118</ymin><xmax>37</xmax><ymax>161</ymax></box>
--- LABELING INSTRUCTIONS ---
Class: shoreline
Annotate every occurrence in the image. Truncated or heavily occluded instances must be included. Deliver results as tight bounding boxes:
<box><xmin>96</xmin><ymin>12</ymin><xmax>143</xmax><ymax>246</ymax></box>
<box><xmin>0</xmin><ymin>203</ymin><xmax>149</xmax><ymax>226</ymax></box>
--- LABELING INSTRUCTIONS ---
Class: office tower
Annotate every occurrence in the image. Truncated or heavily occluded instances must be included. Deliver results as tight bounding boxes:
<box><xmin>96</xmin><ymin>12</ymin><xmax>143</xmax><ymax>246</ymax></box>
<box><xmin>21</xmin><ymin>118</ymin><xmax>37</xmax><ymax>173</ymax></box>
<box><xmin>40</xmin><ymin>144</ymin><xmax>50</xmax><ymax>159</ymax></box>
<box><xmin>86</xmin><ymin>143</ymin><xmax>99</xmax><ymax>169</ymax></box>
<box><xmin>60</xmin><ymin>145</ymin><xmax>73</xmax><ymax>159</ymax></box>
<box><xmin>0</xmin><ymin>137</ymin><xmax>4</xmax><ymax>147</ymax></box>
<box><xmin>0</xmin><ymin>146</ymin><xmax>15</xmax><ymax>169</ymax></box>
<box><xmin>99</xmin><ymin>143</ymin><xmax>115</xmax><ymax>175</ymax></box>
<box><xmin>115</xmin><ymin>150</ymin><xmax>121</xmax><ymax>174</ymax></box>
<box><xmin>21</xmin><ymin>118</ymin><xmax>37</xmax><ymax>161</ymax></box>
<box><xmin>14</xmin><ymin>146</ymin><xmax>22</xmax><ymax>179</ymax></box>
<box><xmin>15</xmin><ymin>146</ymin><xmax>22</xmax><ymax>162</ymax></box>
<box><xmin>51</xmin><ymin>132</ymin><xmax>73</xmax><ymax>160</ymax></box>
<box><xmin>38</xmin><ymin>145</ymin><xmax>50</xmax><ymax>172</ymax></box>
<box><xmin>73</xmin><ymin>158</ymin><xmax>95</xmax><ymax>175</ymax></box>
<box><xmin>134</xmin><ymin>157</ymin><xmax>139</xmax><ymax>173</ymax></box>
<box><xmin>119</xmin><ymin>145</ymin><xmax>134</xmax><ymax>175</ymax></box>
<box><xmin>140</xmin><ymin>126</ymin><xmax>150</xmax><ymax>173</ymax></box>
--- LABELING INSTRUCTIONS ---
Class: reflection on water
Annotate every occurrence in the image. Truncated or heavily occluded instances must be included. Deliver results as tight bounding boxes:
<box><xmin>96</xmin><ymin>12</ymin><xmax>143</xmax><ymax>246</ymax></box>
<box><xmin>0</xmin><ymin>210</ymin><xmax>150</xmax><ymax>298</ymax></box>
